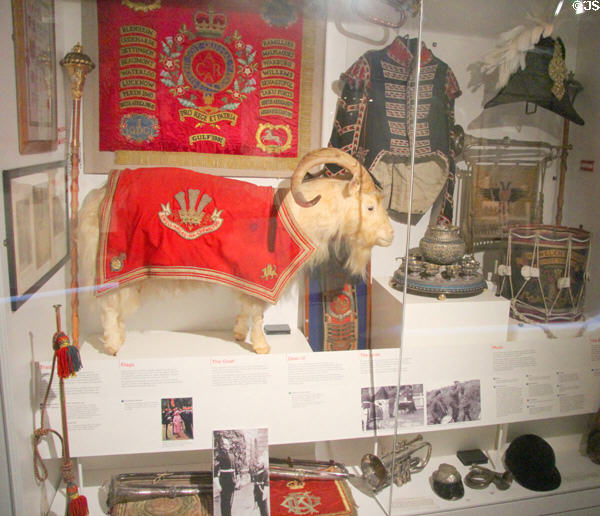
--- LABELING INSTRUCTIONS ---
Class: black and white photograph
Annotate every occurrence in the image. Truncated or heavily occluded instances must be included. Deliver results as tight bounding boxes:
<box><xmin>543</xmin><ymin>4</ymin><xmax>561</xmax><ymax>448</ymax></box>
<box><xmin>361</xmin><ymin>386</ymin><xmax>397</xmax><ymax>430</ymax></box>
<box><xmin>426</xmin><ymin>380</ymin><xmax>481</xmax><ymax>425</ymax></box>
<box><xmin>3</xmin><ymin>161</ymin><xmax>68</xmax><ymax>310</ymax></box>
<box><xmin>361</xmin><ymin>384</ymin><xmax>425</xmax><ymax>430</ymax></box>
<box><xmin>396</xmin><ymin>384</ymin><xmax>425</xmax><ymax>427</ymax></box>
<box><xmin>213</xmin><ymin>428</ymin><xmax>269</xmax><ymax>516</ymax></box>
<box><xmin>161</xmin><ymin>397</ymin><xmax>193</xmax><ymax>440</ymax></box>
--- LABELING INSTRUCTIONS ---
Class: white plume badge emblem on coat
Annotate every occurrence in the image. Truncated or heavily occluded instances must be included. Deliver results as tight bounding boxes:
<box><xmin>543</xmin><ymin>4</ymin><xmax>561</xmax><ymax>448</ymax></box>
<box><xmin>158</xmin><ymin>188</ymin><xmax>223</xmax><ymax>239</ymax></box>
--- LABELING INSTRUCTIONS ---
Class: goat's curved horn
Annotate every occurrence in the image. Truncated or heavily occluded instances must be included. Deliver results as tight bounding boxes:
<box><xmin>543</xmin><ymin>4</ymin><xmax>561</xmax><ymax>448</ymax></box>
<box><xmin>290</xmin><ymin>147</ymin><xmax>373</xmax><ymax>207</ymax></box>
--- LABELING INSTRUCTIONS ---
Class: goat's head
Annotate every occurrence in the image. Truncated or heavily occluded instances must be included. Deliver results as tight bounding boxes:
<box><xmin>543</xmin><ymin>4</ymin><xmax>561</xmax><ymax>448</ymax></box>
<box><xmin>290</xmin><ymin>148</ymin><xmax>394</xmax><ymax>275</ymax></box>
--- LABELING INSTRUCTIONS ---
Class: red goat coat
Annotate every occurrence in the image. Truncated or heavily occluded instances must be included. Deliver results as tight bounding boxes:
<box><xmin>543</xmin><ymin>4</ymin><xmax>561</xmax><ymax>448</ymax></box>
<box><xmin>96</xmin><ymin>167</ymin><xmax>316</xmax><ymax>303</ymax></box>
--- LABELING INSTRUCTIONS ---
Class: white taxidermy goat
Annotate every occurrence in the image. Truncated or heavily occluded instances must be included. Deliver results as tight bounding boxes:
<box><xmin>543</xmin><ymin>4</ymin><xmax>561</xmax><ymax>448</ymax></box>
<box><xmin>79</xmin><ymin>148</ymin><xmax>394</xmax><ymax>355</ymax></box>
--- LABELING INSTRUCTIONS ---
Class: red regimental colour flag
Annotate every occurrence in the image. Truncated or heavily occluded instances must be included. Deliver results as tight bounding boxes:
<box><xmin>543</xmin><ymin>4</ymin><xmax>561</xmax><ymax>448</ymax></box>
<box><xmin>98</xmin><ymin>0</ymin><xmax>311</xmax><ymax>161</ymax></box>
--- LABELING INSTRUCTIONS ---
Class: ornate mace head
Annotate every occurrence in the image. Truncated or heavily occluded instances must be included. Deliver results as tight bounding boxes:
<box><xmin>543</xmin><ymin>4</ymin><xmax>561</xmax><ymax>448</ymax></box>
<box><xmin>60</xmin><ymin>43</ymin><xmax>95</xmax><ymax>100</ymax></box>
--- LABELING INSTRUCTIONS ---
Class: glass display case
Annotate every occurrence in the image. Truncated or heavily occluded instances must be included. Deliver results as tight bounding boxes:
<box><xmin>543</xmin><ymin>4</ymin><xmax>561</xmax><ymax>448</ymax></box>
<box><xmin>0</xmin><ymin>1</ymin><xmax>599</xmax><ymax>515</ymax></box>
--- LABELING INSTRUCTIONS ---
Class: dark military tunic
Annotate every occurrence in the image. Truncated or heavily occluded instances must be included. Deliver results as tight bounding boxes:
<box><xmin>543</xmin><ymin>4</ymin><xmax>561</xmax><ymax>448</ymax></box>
<box><xmin>327</xmin><ymin>37</ymin><xmax>461</xmax><ymax>218</ymax></box>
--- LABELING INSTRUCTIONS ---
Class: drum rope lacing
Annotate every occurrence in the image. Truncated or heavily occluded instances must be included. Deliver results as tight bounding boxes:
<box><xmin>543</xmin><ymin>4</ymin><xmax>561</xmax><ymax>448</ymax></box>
<box><xmin>498</xmin><ymin>226</ymin><xmax>591</xmax><ymax>337</ymax></box>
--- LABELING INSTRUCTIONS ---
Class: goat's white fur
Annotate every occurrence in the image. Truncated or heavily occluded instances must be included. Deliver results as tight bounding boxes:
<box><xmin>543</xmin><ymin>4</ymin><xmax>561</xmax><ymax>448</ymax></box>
<box><xmin>79</xmin><ymin>148</ymin><xmax>394</xmax><ymax>355</ymax></box>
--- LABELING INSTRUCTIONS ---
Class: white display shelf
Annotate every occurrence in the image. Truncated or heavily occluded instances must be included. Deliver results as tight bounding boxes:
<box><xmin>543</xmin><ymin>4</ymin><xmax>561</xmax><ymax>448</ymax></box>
<box><xmin>48</xmin><ymin>466</ymin><xmax>387</xmax><ymax>516</ymax></box>
<box><xmin>371</xmin><ymin>276</ymin><xmax>511</xmax><ymax>348</ymax></box>
<box><xmin>377</xmin><ymin>443</ymin><xmax>600</xmax><ymax>516</ymax></box>
<box><xmin>40</xmin><ymin>286</ymin><xmax>600</xmax><ymax>514</ymax></box>
<box><xmin>48</xmin><ymin>437</ymin><xmax>600</xmax><ymax>516</ymax></box>
<box><xmin>36</xmin><ymin>325</ymin><xmax>600</xmax><ymax>459</ymax></box>
<box><xmin>316</xmin><ymin>426</ymin><xmax>600</xmax><ymax>515</ymax></box>
<box><xmin>81</xmin><ymin>327</ymin><xmax>313</xmax><ymax>359</ymax></box>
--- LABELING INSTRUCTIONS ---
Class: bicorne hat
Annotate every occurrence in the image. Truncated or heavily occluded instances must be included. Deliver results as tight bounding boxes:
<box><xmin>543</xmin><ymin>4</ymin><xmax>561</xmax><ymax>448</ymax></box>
<box><xmin>485</xmin><ymin>37</ymin><xmax>584</xmax><ymax>125</ymax></box>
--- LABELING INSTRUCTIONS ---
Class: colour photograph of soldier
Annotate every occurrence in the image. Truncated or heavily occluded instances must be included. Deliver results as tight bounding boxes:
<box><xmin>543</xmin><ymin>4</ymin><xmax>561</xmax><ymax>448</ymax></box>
<box><xmin>426</xmin><ymin>380</ymin><xmax>481</xmax><ymax>425</ymax></box>
<box><xmin>161</xmin><ymin>397</ymin><xmax>194</xmax><ymax>440</ymax></box>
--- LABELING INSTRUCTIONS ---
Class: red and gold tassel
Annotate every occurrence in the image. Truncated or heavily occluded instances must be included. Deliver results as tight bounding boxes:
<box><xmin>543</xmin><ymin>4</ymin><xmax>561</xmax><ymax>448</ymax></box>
<box><xmin>52</xmin><ymin>305</ymin><xmax>82</xmax><ymax>379</ymax></box>
<box><xmin>54</xmin><ymin>332</ymin><xmax>82</xmax><ymax>379</ymax></box>
<box><xmin>67</xmin><ymin>483</ymin><xmax>89</xmax><ymax>516</ymax></box>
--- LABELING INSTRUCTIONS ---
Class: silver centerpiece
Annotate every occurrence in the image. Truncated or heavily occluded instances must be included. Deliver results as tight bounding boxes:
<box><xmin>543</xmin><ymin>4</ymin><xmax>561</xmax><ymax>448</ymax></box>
<box><xmin>391</xmin><ymin>223</ymin><xmax>486</xmax><ymax>299</ymax></box>
<box><xmin>419</xmin><ymin>223</ymin><xmax>466</xmax><ymax>265</ymax></box>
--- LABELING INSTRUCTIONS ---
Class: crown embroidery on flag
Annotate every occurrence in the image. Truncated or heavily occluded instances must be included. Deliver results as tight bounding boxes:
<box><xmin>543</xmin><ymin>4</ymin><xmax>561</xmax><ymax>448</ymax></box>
<box><xmin>159</xmin><ymin>6</ymin><xmax>258</xmax><ymax>136</ymax></box>
<box><xmin>194</xmin><ymin>7</ymin><xmax>228</xmax><ymax>38</ymax></box>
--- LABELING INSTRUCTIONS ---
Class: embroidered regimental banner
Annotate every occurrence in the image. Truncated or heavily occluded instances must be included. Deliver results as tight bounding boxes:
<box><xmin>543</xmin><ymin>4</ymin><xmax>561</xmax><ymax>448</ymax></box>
<box><xmin>97</xmin><ymin>0</ymin><xmax>323</xmax><ymax>172</ymax></box>
<box><xmin>96</xmin><ymin>167</ymin><xmax>315</xmax><ymax>303</ymax></box>
<box><xmin>306</xmin><ymin>261</ymin><xmax>369</xmax><ymax>351</ymax></box>
<box><xmin>270</xmin><ymin>478</ymin><xmax>356</xmax><ymax>516</ymax></box>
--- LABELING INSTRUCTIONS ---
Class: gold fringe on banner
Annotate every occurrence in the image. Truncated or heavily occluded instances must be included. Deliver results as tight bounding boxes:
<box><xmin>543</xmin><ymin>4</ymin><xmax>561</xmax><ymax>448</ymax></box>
<box><xmin>114</xmin><ymin>151</ymin><xmax>302</xmax><ymax>173</ymax></box>
<box><xmin>115</xmin><ymin>3</ymin><xmax>323</xmax><ymax>177</ymax></box>
<box><xmin>337</xmin><ymin>479</ymin><xmax>359</xmax><ymax>516</ymax></box>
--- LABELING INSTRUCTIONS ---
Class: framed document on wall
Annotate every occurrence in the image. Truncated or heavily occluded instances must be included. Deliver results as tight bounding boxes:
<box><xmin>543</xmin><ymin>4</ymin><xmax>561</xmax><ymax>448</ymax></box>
<box><xmin>3</xmin><ymin>161</ymin><xmax>68</xmax><ymax>310</ymax></box>
<box><xmin>12</xmin><ymin>0</ymin><xmax>58</xmax><ymax>154</ymax></box>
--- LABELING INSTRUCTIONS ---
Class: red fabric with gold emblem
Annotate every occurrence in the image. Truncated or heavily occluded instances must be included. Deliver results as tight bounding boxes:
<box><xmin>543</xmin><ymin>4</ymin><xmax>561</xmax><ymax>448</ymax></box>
<box><xmin>98</xmin><ymin>0</ymin><xmax>305</xmax><ymax>157</ymax></box>
<box><xmin>96</xmin><ymin>167</ymin><xmax>315</xmax><ymax>303</ymax></box>
<box><xmin>270</xmin><ymin>478</ymin><xmax>356</xmax><ymax>516</ymax></box>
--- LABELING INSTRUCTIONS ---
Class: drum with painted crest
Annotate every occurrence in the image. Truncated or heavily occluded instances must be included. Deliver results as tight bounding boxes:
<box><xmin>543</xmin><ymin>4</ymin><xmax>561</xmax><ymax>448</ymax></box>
<box><xmin>497</xmin><ymin>225</ymin><xmax>591</xmax><ymax>324</ymax></box>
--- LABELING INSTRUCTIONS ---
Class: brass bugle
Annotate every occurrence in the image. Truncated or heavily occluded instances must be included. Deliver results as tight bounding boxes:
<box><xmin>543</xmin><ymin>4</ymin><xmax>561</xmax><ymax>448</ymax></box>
<box><xmin>380</xmin><ymin>434</ymin><xmax>432</xmax><ymax>473</ymax></box>
<box><xmin>360</xmin><ymin>435</ymin><xmax>432</xmax><ymax>493</ymax></box>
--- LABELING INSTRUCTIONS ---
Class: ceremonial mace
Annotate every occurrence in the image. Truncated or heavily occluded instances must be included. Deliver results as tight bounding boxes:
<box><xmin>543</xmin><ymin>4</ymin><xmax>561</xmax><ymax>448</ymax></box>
<box><xmin>60</xmin><ymin>44</ymin><xmax>95</xmax><ymax>348</ymax></box>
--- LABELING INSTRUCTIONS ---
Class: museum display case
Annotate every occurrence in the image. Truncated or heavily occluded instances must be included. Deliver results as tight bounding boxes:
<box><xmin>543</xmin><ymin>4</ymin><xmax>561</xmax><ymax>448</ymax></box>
<box><xmin>1</xmin><ymin>1</ymin><xmax>599</xmax><ymax>515</ymax></box>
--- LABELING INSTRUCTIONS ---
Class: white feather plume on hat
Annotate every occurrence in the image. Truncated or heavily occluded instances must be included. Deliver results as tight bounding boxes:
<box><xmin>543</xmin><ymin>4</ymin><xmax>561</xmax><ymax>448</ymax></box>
<box><xmin>481</xmin><ymin>13</ymin><xmax>555</xmax><ymax>91</ymax></box>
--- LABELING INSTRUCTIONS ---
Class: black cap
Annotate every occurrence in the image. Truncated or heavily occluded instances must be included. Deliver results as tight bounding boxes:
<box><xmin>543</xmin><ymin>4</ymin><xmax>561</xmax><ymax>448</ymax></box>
<box><xmin>505</xmin><ymin>434</ymin><xmax>561</xmax><ymax>492</ymax></box>
<box><xmin>432</xmin><ymin>463</ymin><xmax>464</xmax><ymax>500</ymax></box>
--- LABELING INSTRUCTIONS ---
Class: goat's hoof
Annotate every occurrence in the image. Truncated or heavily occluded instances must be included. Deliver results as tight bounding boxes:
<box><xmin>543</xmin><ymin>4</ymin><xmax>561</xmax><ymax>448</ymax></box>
<box><xmin>103</xmin><ymin>340</ymin><xmax>121</xmax><ymax>356</ymax></box>
<box><xmin>253</xmin><ymin>344</ymin><xmax>270</xmax><ymax>354</ymax></box>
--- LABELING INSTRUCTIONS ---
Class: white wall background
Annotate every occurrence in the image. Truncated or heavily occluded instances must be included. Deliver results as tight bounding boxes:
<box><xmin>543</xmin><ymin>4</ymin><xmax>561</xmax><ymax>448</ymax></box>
<box><xmin>0</xmin><ymin>1</ymin><xmax>598</xmax><ymax>514</ymax></box>
<box><xmin>0</xmin><ymin>1</ymin><xmax>82</xmax><ymax>514</ymax></box>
